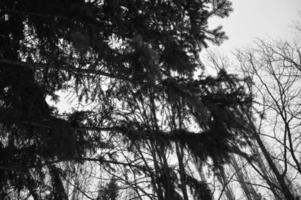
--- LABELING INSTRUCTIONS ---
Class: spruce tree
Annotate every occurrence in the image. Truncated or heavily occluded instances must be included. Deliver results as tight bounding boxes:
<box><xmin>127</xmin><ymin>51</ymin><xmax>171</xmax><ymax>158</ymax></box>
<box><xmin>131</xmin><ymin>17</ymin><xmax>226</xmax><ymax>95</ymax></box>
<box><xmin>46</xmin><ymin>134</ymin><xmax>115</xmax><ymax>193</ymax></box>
<box><xmin>0</xmin><ymin>0</ymin><xmax>252</xmax><ymax>199</ymax></box>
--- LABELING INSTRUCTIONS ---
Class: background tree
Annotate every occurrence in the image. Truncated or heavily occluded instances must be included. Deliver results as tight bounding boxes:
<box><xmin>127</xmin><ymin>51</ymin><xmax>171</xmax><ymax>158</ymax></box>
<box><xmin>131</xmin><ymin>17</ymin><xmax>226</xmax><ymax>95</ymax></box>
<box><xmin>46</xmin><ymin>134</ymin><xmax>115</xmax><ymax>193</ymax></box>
<box><xmin>237</xmin><ymin>38</ymin><xmax>301</xmax><ymax>199</ymax></box>
<box><xmin>201</xmin><ymin>33</ymin><xmax>301</xmax><ymax>199</ymax></box>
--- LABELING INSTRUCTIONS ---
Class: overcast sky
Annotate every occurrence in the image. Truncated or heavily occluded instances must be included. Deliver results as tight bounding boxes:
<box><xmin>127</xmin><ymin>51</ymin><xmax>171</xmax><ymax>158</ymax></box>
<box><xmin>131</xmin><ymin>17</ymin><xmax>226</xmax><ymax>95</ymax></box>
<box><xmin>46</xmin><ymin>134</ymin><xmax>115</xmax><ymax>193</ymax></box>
<box><xmin>210</xmin><ymin>0</ymin><xmax>301</xmax><ymax>52</ymax></box>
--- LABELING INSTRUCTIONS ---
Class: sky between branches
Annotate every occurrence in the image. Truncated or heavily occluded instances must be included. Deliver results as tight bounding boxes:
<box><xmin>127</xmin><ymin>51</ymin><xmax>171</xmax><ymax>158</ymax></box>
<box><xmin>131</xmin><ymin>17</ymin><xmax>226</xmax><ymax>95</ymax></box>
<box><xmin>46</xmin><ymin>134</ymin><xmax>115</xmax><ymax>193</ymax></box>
<box><xmin>51</xmin><ymin>0</ymin><xmax>301</xmax><ymax>112</ymax></box>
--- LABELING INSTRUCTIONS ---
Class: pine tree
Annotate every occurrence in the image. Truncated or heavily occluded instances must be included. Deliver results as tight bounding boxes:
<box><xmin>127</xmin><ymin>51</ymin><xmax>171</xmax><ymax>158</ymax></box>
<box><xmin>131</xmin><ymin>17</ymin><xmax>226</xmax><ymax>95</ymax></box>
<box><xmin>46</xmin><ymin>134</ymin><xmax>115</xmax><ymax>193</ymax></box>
<box><xmin>0</xmin><ymin>0</ymin><xmax>252</xmax><ymax>199</ymax></box>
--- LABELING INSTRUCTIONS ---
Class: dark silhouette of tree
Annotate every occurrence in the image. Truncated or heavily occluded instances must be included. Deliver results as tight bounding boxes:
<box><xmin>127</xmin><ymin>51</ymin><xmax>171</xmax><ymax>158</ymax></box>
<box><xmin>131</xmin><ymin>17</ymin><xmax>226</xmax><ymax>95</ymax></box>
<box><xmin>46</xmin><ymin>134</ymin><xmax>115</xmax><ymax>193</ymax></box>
<box><xmin>0</xmin><ymin>0</ymin><xmax>253</xmax><ymax>199</ymax></box>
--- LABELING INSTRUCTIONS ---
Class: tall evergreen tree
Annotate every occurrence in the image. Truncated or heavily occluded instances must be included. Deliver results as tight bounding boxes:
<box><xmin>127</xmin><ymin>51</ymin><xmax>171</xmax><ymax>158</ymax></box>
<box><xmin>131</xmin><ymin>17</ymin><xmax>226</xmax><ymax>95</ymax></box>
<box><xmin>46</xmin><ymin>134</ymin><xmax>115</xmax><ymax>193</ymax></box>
<box><xmin>0</xmin><ymin>0</ymin><xmax>252</xmax><ymax>199</ymax></box>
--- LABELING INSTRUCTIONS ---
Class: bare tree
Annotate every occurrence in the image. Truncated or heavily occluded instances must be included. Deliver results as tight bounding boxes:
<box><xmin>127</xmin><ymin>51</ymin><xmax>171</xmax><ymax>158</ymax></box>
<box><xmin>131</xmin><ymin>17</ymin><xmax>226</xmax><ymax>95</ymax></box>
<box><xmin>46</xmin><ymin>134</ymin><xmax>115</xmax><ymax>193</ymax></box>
<box><xmin>233</xmin><ymin>38</ymin><xmax>301</xmax><ymax>199</ymax></box>
<box><xmin>201</xmin><ymin>35</ymin><xmax>301</xmax><ymax>199</ymax></box>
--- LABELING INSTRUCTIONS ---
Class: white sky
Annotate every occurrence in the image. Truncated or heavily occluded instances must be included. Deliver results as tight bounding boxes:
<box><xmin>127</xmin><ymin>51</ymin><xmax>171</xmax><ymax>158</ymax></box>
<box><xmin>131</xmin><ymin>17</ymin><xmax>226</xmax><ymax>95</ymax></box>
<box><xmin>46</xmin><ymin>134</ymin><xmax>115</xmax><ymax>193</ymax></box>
<box><xmin>210</xmin><ymin>0</ymin><xmax>301</xmax><ymax>52</ymax></box>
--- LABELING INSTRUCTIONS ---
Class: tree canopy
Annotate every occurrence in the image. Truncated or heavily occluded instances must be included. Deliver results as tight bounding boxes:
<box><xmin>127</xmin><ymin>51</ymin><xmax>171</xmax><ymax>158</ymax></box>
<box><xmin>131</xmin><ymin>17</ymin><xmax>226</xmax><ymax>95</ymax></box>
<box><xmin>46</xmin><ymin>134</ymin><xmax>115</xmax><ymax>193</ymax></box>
<box><xmin>0</xmin><ymin>0</ymin><xmax>253</xmax><ymax>199</ymax></box>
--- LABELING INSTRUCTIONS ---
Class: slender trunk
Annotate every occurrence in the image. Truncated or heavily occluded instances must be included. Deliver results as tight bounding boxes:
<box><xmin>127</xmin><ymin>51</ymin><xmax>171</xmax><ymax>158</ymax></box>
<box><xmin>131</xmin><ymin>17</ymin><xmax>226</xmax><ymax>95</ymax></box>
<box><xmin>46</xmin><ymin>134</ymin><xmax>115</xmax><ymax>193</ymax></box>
<box><xmin>249</xmin><ymin>144</ymin><xmax>284</xmax><ymax>200</ymax></box>
<box><xmin>149</xmin><ymin>143</ymin><xmax>165</xmax><ymax>200</ymax></box>
<box><xmin>230</xmin><ymin>157</ymin><xmax>262</xmax><ymax>200</ymax></box>
<box><xmin>176</xmin><ymin>142</ymin><xmax>189</xmax><ymax>200</ymax></box>
<box><xmin>252</xmin><ymin>129</ymin><xmax>295</xmax><ymax>200</ymax></box>
<box><xmin>157</xmin><ymin>144</ymin><xmax>174</xmax><ymax>200</ymax></box>
<box><xmin>217</xmin><ymin>166</ymin><xmax>236</xmax><ymax>200</ymax></box>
